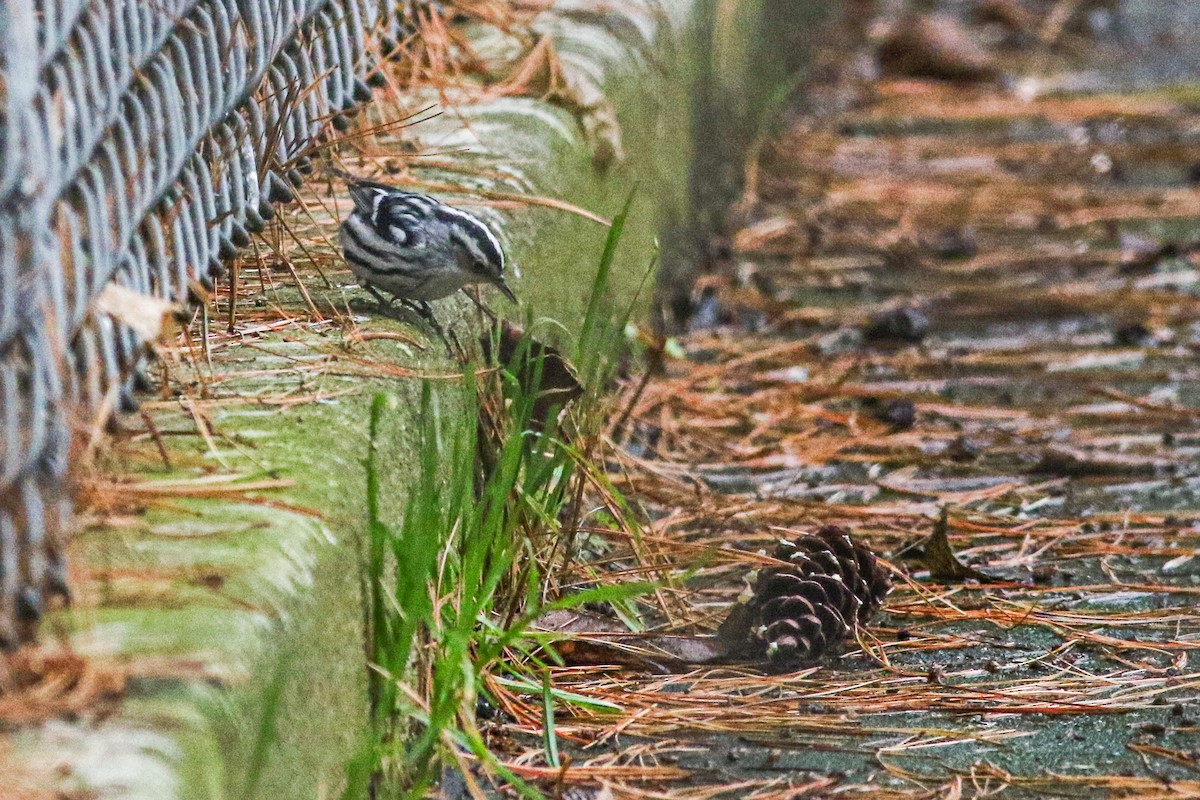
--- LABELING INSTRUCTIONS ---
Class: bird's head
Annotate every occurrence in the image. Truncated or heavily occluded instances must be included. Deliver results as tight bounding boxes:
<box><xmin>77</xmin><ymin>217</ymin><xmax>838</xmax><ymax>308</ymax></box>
<box><xmin>448</xmin><ymin>211</ymin><xmax>517</xmax><ymax>303</ymax></box>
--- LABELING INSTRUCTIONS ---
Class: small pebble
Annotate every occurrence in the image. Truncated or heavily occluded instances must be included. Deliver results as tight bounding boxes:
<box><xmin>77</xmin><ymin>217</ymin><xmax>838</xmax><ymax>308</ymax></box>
<box><xmin>947</xmin><ymin>434</ymin><xmax>985</xmax><ymax>462</ymax></box>
<box><xmin>870</xmin><ymin>398</ymin><xmax>916</xmax><ymax>430</ymax></box>
<box><xmin>928</xmin><ymin>225</ymin><xmax>979</xmax><ymax>260</ymax></box>
<box><xmin>865</xmin><ymin>308</ymin><xmax>931</xmax><ymax>343</ymax></box>
<box><xmin>1031</xmin><ymin>564</ymin><xmax>1057</xmax><ymax>585</ymax></box>
<box><xmin>1114</xmin><ymin>322</ymin><xmax>1155</xmax><ymax>347</ymax></box>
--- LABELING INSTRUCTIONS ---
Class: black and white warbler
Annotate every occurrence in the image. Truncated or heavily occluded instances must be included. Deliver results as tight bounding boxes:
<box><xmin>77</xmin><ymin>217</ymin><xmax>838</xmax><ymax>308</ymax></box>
<box><xmin>338</xmin><ymin>178</ymin><xmax>516</xmax><ymax>340</ymax></box>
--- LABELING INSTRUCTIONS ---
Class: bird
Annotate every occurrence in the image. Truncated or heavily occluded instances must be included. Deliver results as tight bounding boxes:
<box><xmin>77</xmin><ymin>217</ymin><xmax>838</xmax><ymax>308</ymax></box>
<box><xmin>338</xmin><ymin>177</ymin><xmax>516</xmax><ymax>345</ymax></box>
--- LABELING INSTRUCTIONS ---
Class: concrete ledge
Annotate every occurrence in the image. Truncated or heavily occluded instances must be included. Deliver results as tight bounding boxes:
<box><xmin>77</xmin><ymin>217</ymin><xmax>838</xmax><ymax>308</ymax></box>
<box><xmin>3</xmin><ymin>1</ymin><xmax>818</xmax><ymax>796</ymax></box>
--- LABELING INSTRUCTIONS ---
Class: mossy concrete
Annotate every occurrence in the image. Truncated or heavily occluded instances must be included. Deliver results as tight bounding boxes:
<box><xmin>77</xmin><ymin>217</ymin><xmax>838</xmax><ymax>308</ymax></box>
<box><xmin>4</xmin><ymin>1</ymin><xmax>828</xmax><ymax>797</ymax></box>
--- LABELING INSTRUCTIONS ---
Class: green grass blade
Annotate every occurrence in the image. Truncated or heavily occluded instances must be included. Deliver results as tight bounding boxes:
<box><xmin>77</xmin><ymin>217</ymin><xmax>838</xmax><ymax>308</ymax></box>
<box><xmin>541</xmin><ymin>671</ymin><xmax>560</xmax><ymax>768</ymax></box>
<box><xmin>578</xmin><ymin>188</ymin><xmax>637</xmax><ymax>364</ymax></box>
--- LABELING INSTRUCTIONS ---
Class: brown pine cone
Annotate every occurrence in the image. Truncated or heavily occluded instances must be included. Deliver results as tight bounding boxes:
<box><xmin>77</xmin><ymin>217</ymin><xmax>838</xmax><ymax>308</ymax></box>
<box><xmin>718</xmin><ymin>526</ymin><xmax>891</xmax><ymax>670</ymax></box>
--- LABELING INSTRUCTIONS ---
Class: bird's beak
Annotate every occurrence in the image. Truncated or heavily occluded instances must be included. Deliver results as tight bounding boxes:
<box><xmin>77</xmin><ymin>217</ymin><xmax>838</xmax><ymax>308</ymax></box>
<box><xmin>493</xmin><ymin>276</ymin><xmax>518</xmax><ymax>304</ymax></box>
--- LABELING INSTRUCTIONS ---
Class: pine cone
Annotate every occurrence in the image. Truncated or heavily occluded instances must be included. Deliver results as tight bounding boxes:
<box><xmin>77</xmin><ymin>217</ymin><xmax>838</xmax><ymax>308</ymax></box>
<box><xmin>718</xmin><ymin>526</ymin><xmax>891</xmax><ymax>670</ymax></box>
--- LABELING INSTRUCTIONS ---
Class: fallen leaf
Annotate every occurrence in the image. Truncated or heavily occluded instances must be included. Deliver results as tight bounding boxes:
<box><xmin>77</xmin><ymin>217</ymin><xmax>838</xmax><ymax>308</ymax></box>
<box><xmin>490</xmin><ymin>36</ymin><xmax>624</xmax><ymax>170</ymax></box>
<box><xmin>878</xmin><ymin>14</ymin><xmax>1001</xmax><ymax>83</ymax></box>
<box><xmin>1034</xmin><ymin>445</ymin><xmax>1169</xmax><ymax>478</ymax></box>
<box><xmin>93</xmin><ymin>282</ymin><xmax>178</xmax><ymax>342</ymax></box>
<box><xmin>482</xmin><ymin>321</ymin><xmax>584</xmax><ymax>426</ymax></box>
<box><xmin>533</xmin><ymin>610</ymin><xmax>724</xmax><ymax>672</ymax></box>
<box><xmin>924</xmin><ymin>507</ymin><xmax>999</xmax><ymax>582</ymax></box>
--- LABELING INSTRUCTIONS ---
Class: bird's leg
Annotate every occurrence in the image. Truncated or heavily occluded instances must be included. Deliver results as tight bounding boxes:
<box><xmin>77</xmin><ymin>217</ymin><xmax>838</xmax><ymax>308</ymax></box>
<box><xmin>363</xmin><ymin>285</ymin><xmax>463</xmax><ymax>359</ymax></box>
<box><xmin>461</xmin><ymin>286</ymin><xmax>499</xmax><ymax>325</ymax></box>
<box><xmin>364</xmin><ymin>283</ymin><xmax>395</xmax><ymax>309</ymax></box>
<box><xmin>427</xmin><ymin>302</ymin><xmax>466</xmax><ymax>359</ymax></box>
<box><xmin>402</xmin><ymin>299</ymin><xmax>462</xmax><ymax>358</ymax></box>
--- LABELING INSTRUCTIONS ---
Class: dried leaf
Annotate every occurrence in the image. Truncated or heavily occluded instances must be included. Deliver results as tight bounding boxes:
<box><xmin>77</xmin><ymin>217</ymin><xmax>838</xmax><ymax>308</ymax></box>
<box><xmin>924</xmin><ymin>508</ymin><xmax>998</xmax><ymax>583</ymax></box>
<box><xmin>491</xmin><ymin>36</ymin><xmax>624</xmax><ymax>170</ymax></box>
<box><xmin>0</xmin><ymin>647</ymin><xmax>126</xmax><ymax>725</ymax></box>
<box><xmin>482</xmin><ymin>321</ymin><xmax>584</xmax><ymax>425</ymax></box>
<box><xmin>878</xmin><ymin>14</ymin><xmax>1000</xmax><ymax>83</ymax></box>
<box><xmin>1035</xmin><ymin>445</ymin><xmax>1169</xmax><ymax>478</ymax></box>
<box><xmin>93</xmin><ymin>283</ymin><xmax>178</xmax><ymax>342</ymax></box>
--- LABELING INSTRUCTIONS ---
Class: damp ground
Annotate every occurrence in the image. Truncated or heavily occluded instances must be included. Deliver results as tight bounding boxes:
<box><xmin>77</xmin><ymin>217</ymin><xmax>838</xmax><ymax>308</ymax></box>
<box><xmin>477</xmin><ymin>3</ymin><xmax>1200</xmax><ymax>798</ymax></box>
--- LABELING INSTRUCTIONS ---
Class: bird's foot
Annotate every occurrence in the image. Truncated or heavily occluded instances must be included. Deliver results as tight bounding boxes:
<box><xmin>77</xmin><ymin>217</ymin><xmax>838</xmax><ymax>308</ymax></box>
<box><xmin>402</xmin><ymin>299</ymin><xmax>464</xmax><ymax>360</ymax></box>
<box><xmin>364</xmin><ymin>284</ymin><xmax>396</xmax><ymax>310</ymax></box>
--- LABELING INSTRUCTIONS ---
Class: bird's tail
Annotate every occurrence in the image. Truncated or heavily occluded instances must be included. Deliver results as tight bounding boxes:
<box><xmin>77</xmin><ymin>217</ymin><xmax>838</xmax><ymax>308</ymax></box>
<box><xmin>319</xmin><ymin>163</ymin><xmax>405</xmax><ymax>216</ymax></box>
<box><xmin>320</xmin><ymin>162</ymin><xmax>392</xmax><ymax>192</ymax></box>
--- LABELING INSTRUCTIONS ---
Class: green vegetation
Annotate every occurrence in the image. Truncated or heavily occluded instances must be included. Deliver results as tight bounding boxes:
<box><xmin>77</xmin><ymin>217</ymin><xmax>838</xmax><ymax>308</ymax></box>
<box><xmin>344</xmin><ymin>198</ymin><xmax>653</xmax><ymax>798</ymax></box>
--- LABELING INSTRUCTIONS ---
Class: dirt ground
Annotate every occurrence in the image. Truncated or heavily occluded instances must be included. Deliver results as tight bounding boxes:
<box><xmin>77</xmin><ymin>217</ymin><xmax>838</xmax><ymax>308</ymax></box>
<box><xmin>485</xmin><ymin>3</ymin><xmax>1200</xmax><ymax>798</ymax></box>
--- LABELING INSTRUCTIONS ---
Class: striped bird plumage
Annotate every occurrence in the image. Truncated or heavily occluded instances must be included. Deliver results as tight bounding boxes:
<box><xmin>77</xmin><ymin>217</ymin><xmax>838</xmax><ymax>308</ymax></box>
<box><xmin>338</xmin><ymin>179</ymin><xmax>516</xmax><ymax>304</ymax></box>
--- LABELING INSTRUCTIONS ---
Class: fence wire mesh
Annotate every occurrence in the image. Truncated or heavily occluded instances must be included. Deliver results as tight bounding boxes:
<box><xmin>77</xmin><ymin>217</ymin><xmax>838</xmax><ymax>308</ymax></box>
<box><xmin>0</xmin><ymin>0</ymin><xmax>398</xmax><ymax>646</ymax></box>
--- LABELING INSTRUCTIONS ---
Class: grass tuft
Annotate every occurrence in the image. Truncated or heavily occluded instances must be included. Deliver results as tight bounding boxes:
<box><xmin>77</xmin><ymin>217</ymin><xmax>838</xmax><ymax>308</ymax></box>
<box><xmin>346</xmin><ymin>200</ymin><xmax>653</xmax><ymax>798</ymax></box>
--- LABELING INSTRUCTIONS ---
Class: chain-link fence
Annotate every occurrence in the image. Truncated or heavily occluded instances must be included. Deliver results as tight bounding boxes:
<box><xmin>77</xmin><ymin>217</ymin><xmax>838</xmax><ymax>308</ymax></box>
<box><xmin>0</xmin><ymin>0</ymin><xmax>396</xmax><ymax>647</ymax></box>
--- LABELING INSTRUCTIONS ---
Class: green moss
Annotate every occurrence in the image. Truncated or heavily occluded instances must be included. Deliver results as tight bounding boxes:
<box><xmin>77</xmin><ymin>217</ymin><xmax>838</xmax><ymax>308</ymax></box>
<box><xmin>21</xmin><ymin>3</ymin><xmax>810</xmax><ymax>798</ymax></box>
